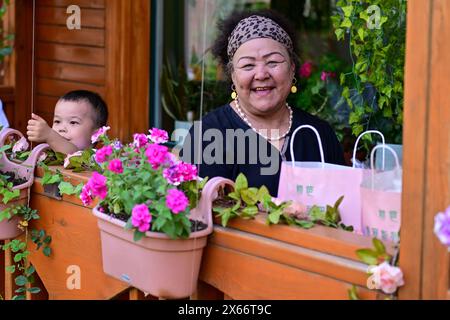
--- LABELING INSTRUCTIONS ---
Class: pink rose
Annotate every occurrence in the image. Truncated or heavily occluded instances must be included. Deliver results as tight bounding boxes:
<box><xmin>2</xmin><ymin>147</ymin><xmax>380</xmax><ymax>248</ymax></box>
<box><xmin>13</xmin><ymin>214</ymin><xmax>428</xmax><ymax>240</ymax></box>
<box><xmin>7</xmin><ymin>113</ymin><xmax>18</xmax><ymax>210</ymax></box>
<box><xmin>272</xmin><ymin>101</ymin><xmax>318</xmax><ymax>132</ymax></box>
<box><xmin>131</xmin><ymin>204</ymin><xmax>152</xmax><ymax>233</ymax></box>
<box><xmin>148</xmin><ymin>128</ymin><xmax>169</xmax><ymax>144</ymax></box>
<box><xmin>108</xmin><ymin>159</ymin><xmax>123</xmax><ymax>174</ymax></box>
<box><xmin>299</xmin><ymin>61</ymin><xmax>313</xmax><ymax>78</ymax></box>
<box><xmin>145</xmin><ymin>144</ymin><xmax>169</xmax><ymax>170</ymax></box>
<box><xmin>91</xmin><ymin>126</ymin><xmax>110</xmax><ymax>144</ymax></box>
<box><xmin>63</xmin><ymin>151</ymin><xmax>83</xmax><ymax>168</ymax></box>
<box><xmin>320</xmin><ymin>71</ymin><xmax>336</xmax><ymax>82</ymax></box>
<box><xmin>166</xmin><ymin>189</ymin><xmax>189</xmax><ymax>214</ymax></box>
<box><xmin>95</xmin><ymin>145</ymin><xmax>113</xmax><ymax>164</ymax></box>
<box><xmin>367</xmin><ymin>262</ymin><xmax>405</xmax><ymax>294</ymax></box>
<box><xmin>12</xmin><ymin>137</ymin><xmax>29</xmax><ymax>153</ymax></box>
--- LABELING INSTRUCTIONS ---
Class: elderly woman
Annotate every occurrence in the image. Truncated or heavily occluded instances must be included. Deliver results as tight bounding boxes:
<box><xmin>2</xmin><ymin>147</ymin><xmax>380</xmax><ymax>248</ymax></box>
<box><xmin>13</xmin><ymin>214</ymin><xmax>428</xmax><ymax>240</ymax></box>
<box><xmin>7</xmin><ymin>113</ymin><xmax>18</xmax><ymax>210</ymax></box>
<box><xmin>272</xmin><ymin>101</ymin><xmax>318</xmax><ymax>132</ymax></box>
<box><xmin>181</xmin><ymin>10</ymin><xmax>345</xmax><ymax>196</ymax></box>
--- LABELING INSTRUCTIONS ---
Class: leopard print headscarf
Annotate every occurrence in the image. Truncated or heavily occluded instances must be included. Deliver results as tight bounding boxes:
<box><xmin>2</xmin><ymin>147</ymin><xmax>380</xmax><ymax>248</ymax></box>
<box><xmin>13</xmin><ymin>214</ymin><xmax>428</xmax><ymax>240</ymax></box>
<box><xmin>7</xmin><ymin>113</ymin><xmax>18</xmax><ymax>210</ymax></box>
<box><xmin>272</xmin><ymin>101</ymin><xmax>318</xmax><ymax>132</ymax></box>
<box><xmin>227</xmin><ymin>15</ymin><xmax>294</xmax><ymax>61</ymax></box>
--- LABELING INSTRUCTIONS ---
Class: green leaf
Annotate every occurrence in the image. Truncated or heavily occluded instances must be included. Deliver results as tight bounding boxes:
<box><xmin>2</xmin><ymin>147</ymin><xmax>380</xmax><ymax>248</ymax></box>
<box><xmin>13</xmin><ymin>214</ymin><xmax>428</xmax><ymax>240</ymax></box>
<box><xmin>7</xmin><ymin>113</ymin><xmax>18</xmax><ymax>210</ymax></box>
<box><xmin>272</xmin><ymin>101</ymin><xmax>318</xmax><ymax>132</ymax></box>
<box><xmin>267</xmin><ymin>210</ymin><xmax>282</xmax><ymax>225</ymax></box>
<box><xmin>133</xmin><ymin>231</ymin><xmax>145</xmax><ymax>242</ymax></box>
<box><xmin>295</xmin><ymin>220</ymin><xmax>315</xmax><ymax>229</ymax></box>
<box><xmin>340</xmin><ymin>17</ymin><xmax>352</xmax><ymax>28</ymax></box>
<box><xmin>15</xmin><ymin>275</ymin><xmax>28</xmax><ymax>286</ymax></box>
<box><xmin>240</xmin><ymin>205</ymin><xmax>258</xmax><ymax>218</ymax></box>
<box><xmin>58</xmin><ymin>181</ymin><xmax>77</xmax><ymax>195</ymax></box>
<box><xmin>335</xmin><ymin>28</ymin><xmax>345</xmax><ymax>41</ymax></box>
<box><xmin>372</xmin><ymin>238</ymin><xmax>386</xmax><ymax>255</ymax></box>
<box><xmin>5</xmin><ymin>265</ymin><xmax>15</xmax><ymax>273</ymax></box>
<box><xmin>257</xmin><ymin>185</ymin><xmax>270</xmax><ymax>202</ymax></box>
<box><xmin>43</xmin><ymin>246</ymin><xmax>51</xmax><ymax>257</ymax></box>
<box><xmin>342</xmin><ymin>5</ymin><xmax>353</xmax><ymax>17</ymax></box>
<box><xmin>27</xmin><ymin>287</ymin><xmax>41</xmax><ymax>294</ymax></box>
<box><xmin>356</xmin><ymin>249</ymin><xmax>379</xmax><ymax>265</ymax></box>
<box><xmin>25</xmin><ymin>265</ymin><xmax>35</xmax><ymax>277</ymax></box>
<box><xmin>357</xmin><ymin>28</ymin><xmax>365</xmax><ymax>41</ymax></box>
<box><xmin>348</xmin><ymin>285</ymin><xmax>360</xmax><ymax>300</ymax></box>
<box><xmin>234</xmin><ymin>173</ymin><xmax>248</xmax><ymax>193</ymax></box>
<box><xmin>241</xmin><ymin>188</ymin><xmax>258</xmax><ymax>205</ymax></box>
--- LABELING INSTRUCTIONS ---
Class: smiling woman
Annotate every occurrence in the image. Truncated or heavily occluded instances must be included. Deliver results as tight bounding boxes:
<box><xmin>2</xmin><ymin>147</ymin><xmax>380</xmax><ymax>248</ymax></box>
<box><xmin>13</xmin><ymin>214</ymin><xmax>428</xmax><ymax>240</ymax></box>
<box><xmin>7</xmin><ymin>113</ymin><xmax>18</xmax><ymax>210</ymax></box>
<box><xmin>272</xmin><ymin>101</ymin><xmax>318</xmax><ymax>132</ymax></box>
<box><xmin>181</xmin><ymin>9</ymin><xmax>345</xmax><ymax>197</ymax></box>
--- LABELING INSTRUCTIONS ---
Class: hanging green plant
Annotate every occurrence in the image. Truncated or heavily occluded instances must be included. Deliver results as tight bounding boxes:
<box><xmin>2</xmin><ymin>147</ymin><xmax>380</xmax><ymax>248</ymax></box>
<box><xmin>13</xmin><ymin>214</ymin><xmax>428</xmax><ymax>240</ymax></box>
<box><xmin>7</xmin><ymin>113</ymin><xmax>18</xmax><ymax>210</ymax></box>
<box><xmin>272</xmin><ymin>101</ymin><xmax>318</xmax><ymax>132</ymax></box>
<box><xmin>332</xmin><ymin>0</ymin><xmax>406</xmax><ymax>144</ymax></box>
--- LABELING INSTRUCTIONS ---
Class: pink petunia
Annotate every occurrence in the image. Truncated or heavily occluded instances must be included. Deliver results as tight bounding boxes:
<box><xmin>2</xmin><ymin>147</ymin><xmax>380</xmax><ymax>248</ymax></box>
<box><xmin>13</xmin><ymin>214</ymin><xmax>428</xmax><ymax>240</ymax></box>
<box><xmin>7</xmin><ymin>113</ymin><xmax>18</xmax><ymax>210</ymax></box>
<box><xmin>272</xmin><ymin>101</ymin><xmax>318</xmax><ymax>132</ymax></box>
<box><xmin>131</xmin><ymin>204</ymin><xmax>152</xmax><ymax>233</ymax></box>
<box><xmin>133</xmin><ymin>133</ymin><xmax>149</xmax><ymax>149</ymax></box>
<box><xmin>91</xmin><ymin>126</ymin><xmax>110</xmax><ymax>144</ymax></box>
<box><xmin>108</xmin><ymin>159</ymin><xmax>124</xmax><ymax>174</ymax></box>
<box><xmin>95</xmin><ymin>145</ymin><xmax>113</xmax><ymax>164</ymax></box>
<box><xmin>148</xmin><ymin>128</ymin><xmax>169</xmax><ymax>144</ymax></box>
<box><xmin>145</xmin><ymin>144</ymin><xmax>169</xmax><ymax>170</ymax></box>
<box><xmin>80</xmin><ymin>184</ymin><xmax>94</xmax><ymax>206</ymax></box>
<box><xmin>87</xmin><ymin>172</ymin><xmax>108</xmax><ymax>199</ymax></box>
<box><xmin>166</xmin><ymin>189</ymin><xmax>189</xmax><ymax>214</ymax></box>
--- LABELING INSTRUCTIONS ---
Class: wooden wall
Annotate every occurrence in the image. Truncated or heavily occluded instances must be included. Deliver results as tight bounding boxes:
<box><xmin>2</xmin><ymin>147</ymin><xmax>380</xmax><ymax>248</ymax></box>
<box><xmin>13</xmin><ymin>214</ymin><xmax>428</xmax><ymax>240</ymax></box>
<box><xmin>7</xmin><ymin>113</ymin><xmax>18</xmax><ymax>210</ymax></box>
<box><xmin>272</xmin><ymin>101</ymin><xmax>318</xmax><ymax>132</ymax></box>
<box><xmin>399</xmin><ymin>0</ymin><xmax>450</xmax><ymax>300</ymax></box>
<box><xmin>13</xmin><ymin>0</ymin><xmax>150</xmax><ymax>142</ymax></box>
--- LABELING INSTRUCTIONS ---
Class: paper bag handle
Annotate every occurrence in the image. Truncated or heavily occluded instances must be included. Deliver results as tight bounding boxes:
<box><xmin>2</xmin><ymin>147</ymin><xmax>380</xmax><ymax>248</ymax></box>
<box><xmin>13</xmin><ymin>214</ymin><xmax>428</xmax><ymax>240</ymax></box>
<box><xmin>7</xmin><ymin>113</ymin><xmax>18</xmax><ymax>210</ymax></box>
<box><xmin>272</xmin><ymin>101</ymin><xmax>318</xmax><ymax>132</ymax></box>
<box><xmin>369</xmin><ymin>144</ymin><xmax>401</xmax><ymax>190</ymax></box>
<box><xmin>290</xmin><ymin>125</ymin><xmax>325</xmax><ymax>168</ymax></box>
<box><xmin>352</xmin><ymin>130</ymin><xmax>385</xmax><ymax>169</ymax></box>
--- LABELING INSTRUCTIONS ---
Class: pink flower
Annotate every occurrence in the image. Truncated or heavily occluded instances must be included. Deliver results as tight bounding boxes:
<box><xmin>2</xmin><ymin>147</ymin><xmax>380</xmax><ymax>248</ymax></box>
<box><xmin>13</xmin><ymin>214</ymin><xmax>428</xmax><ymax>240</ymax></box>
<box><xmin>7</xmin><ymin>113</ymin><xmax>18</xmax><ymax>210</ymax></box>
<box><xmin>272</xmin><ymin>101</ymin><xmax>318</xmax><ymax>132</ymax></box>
<box><xmin>177</xmin><ymin>162</ymin><xmax>198</xmax><ymax>182</ymax></box>
<box><xmin>166</xmin><ymin>189</ymin><xmax>189</xmax><ymax>214</ymax></box>
<box><xmin>367</xmin><ymin>262</ymin><xmax>405</xmax><ymax>294</ymax></box>
<box><xmin>108</xmin><ymin>159</ymin><xmax>123</xmax><ymax>174</ymax></box>
<box><xmin>87</xmin><ymin>172</ymin><xmax>108</xmax><ymax>199</ymax></box>
<box><xmin>63</xmin><ymin>151</ymin><xmax>83</xmax><ymax>168</ymax></box>
<box><xmin>91</xmin><ymin>126</ymin><xmax>110</xmax><ymax>144</ymax></box>
<box><xmin>80</xmin><ymin>184</ymin><xmax>94</xmax><ymax>206</ymax></box>
<box><xmin>131</xmin><ymin>204</ymin><xmax>152</xmax><ymax>233</ymax></box>
<box><xmin>133</xmin><ymin>133</ymin><xmax>149</xmax><ymax>149</ymax></box>
<box><xmin>148</xmin><ymin>128</ymin><xmax>169</xmax><ymax>144</ymax></box>
<box><xmin>95</xmin><ymin>145</ymin><xmax>113</xmax><ymax>163</ymax></box>
<box><xmin>145</xmin><ymin>144</ymin><xmax>169</xmax><ymax>170</ymax></box>
<box><xmin>434</xmin><ymin>206</ymin><xmax>450</xmax><ymax>248</ymax></box>
<box><xmin>320</xmin><ymin>71</ymin><xmax>336</xmax><ymax>81</ymax></box>
<box><xmin>12</xmin><ymin>137</ymin><xmax>29</xmax><ymax>153</ymax></box>
<box><xmin>163</xmin><ymin>166</ymin><xmax>183</xmax><ymax>185</ymax></box>
<box><xmin>299</xmin><ymin>61</ymin><xmax>313</xmax><ymax>78</ymax></box>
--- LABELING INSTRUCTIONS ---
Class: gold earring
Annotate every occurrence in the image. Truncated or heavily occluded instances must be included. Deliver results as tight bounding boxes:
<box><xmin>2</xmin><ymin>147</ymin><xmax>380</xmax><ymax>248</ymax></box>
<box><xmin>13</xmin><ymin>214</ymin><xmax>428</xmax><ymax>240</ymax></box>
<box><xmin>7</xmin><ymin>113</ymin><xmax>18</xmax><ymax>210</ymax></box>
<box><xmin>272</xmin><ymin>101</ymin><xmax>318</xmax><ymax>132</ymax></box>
<box><xmin>291</xmin><ymin>77</ymin><xmax>298</xmax><ymax>94</ymax></box>
<box><xmin>231</xmin><ymin>84</ymin><xmax>237</xmax><ymax>100</ymax></box>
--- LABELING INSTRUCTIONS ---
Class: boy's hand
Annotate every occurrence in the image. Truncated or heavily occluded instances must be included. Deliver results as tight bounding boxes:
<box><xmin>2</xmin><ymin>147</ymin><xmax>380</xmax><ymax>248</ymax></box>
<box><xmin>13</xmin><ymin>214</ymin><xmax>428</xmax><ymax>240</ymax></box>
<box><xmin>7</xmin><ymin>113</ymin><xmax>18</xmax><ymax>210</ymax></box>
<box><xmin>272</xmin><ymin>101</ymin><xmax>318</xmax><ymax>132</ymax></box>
<box><xmin>27</xmin><ymin>113</ymin><xmax>52</xmax><ymax>143</ymax></box>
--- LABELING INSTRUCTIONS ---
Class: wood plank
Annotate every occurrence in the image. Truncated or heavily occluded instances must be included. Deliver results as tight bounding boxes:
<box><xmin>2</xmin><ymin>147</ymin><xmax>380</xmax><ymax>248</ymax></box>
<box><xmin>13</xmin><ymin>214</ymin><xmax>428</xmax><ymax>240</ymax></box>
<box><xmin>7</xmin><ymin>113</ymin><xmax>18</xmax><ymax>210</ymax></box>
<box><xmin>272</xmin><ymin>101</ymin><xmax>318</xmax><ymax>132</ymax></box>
<box><xmin>37</xmin><ymin>6</ymin><xmax>105</xmax><ymax>28</ymax></box>
<box><xmin>422</xmin><ymin>0</ymin><xmax>450</xmax><ymax>300</ymax></box>
<box><xmin>37</xmin><ymin>42</ymin><xmax>105</xmax><ymax>66</ymax></box>
<box><xmin>398</xmin><ymin>0</ymin><xmax>432</xmax><ymax>300</ymax></box>
<box><xmin>37</xmin><ymin>25</ymin><xmax>105</xmax><ymax>47</ymax></box>
<box><xmin>219</xmin><ymin>215</ymin><xmax>395</xmax><ymax>263</ymax></box>
<box><xmin>36</xmin><ymin>78</ymin><xmax>106</xmax><ymax>100</ymax></box>
<box><xmin>35</xmin><ymin>94</ymin><xmax>59</xmax><ymax>115</ymax></box>
<box><xmin>209</xmin><ymin>226</ymin><xmax>371</xmax><ymax>286</ymax></box>
<box><xmin>200</xmin><ymin>244</ymin><xmax>380</xmax><ymax>300</ymax></box>
<box><xmin>28</xmin><ymin>193</ymin><xmax>128</xmax><ymax>299</ymax></box>
<box><xmin>36</xmin><ymin>60</ymin><xmax>105</xmax><ymax>85</ymax></box>
<box><xmin>38</xmin><ymin>0</ymin><xmax>105</xmax><ymax>9</ymax></box>
<box><xmin>14</xmin><ymin>0</ymin><xmax>34</xmax><ymax>135</ymax></box>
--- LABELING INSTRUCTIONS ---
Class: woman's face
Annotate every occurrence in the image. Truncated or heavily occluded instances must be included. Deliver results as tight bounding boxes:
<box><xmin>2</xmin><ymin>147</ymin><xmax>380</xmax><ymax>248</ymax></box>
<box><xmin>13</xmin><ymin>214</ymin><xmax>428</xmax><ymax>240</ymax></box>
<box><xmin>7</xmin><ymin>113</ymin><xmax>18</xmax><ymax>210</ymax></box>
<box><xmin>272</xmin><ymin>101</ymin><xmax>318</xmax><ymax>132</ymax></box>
<box><xmin>231</xmin><ymin>38</ymin><xmax>295</xmax><ymax>116</ymax></box>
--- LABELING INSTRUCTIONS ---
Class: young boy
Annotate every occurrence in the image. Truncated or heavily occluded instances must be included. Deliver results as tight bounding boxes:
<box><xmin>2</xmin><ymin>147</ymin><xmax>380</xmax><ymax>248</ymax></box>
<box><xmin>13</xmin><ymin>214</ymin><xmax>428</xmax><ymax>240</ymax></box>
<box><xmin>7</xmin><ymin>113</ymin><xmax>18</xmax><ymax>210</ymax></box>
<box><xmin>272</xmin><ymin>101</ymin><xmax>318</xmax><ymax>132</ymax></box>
<box><xmin>26</xmin><ymin>90</ymin><xmax>108</xmax><ymax>154</ymax></box>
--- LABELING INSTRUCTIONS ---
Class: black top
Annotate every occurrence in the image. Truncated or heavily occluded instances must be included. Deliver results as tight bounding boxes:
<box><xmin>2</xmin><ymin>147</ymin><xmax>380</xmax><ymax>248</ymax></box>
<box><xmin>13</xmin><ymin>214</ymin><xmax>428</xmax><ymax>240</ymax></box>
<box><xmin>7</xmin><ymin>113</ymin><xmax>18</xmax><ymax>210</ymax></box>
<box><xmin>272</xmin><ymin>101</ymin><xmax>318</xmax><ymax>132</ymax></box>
<box><xmin>180</xmin><ymin>104</ymin><xmax>345</xmax><ymax>197</ymax></box>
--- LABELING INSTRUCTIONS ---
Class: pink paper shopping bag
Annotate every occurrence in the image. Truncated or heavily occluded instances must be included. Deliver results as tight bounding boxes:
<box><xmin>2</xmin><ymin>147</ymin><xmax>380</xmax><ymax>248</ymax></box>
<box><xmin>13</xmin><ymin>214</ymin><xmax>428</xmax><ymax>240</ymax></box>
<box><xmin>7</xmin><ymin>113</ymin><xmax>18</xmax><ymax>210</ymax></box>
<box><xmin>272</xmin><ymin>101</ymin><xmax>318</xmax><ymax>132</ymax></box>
<box><xmin>277</xmin><ymin>126</ymin><xmax>384</xmax><ymax>233</ymax></box>
<box><xmin>361</xmin><ymin>144</ymin><xmax>402</xmax><ymax>243</ymax></box>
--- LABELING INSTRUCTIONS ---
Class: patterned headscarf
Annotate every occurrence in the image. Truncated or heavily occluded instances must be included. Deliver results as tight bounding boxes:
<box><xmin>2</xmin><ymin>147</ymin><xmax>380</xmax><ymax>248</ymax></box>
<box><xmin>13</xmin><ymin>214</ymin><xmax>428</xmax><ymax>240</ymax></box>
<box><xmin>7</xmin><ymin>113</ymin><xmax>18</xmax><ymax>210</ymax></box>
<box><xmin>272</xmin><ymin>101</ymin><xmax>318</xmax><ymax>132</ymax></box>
<box><xmin>227</xmin><ymin>15</ymin><xmax>294</xmax><ymax>61</ymax></box>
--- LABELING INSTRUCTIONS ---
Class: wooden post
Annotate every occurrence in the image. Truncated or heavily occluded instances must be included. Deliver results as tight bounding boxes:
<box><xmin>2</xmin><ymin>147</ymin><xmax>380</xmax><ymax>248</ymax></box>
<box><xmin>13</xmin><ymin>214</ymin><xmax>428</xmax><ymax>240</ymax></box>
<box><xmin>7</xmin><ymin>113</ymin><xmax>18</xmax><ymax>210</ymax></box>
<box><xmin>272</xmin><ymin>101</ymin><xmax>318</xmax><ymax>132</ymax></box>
<box><xmin>4</xmin><ymin>240</ymin><xmax>13</xmax><ymax>300</ymax></box>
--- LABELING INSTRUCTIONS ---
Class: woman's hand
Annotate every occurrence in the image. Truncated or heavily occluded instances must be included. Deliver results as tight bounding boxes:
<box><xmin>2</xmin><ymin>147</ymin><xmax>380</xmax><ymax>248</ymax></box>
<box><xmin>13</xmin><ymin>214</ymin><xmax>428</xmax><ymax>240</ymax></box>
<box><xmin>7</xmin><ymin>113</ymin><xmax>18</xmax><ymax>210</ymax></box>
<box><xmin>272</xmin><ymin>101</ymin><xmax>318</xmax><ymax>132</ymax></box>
<box><xmin>27</xmin><ymin>113</ymin><xmax>52</xmax><ymax>143</ymax></box>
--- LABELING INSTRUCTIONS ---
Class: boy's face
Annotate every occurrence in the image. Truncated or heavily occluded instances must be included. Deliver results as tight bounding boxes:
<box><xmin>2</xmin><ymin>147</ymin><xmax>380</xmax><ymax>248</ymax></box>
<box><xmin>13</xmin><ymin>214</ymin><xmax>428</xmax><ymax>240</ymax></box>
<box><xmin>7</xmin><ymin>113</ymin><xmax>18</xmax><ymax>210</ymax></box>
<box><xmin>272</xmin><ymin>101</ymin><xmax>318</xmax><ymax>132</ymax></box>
<box><xmin>52</xmin><ymin>100</ymin><xmax>97</xmax><ymax>150</ymax></box>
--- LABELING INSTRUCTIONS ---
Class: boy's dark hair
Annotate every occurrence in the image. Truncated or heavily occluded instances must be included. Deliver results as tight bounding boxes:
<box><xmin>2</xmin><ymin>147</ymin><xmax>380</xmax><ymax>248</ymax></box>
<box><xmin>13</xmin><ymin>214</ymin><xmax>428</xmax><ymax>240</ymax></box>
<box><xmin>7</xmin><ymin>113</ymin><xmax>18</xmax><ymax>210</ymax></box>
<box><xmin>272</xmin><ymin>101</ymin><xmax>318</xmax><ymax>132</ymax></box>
<box><xmin>59</xmin><ymin>90</ymin><xmax>108</xmax><ymax>128</ymax></box>
<box><xmin>211</xmin><ymin>9</ymin><xmax>300</xmax><ymax>78</ymax></box>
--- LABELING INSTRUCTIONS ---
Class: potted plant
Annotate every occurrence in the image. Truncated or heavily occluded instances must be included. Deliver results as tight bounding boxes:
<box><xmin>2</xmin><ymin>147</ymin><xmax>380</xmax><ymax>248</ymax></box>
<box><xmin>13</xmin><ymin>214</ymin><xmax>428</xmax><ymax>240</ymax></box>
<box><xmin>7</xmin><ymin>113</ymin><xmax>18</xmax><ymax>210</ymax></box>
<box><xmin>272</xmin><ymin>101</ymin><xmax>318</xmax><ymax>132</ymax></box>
<box><xmin>80</xmin><ymin>127</ymin><xmax>231</xmax><ymax>299</ymax></box>
<box><xmin>0</xmin><ymin>128</ymin><xmax>48</xmax><ymax>240</ymax></box>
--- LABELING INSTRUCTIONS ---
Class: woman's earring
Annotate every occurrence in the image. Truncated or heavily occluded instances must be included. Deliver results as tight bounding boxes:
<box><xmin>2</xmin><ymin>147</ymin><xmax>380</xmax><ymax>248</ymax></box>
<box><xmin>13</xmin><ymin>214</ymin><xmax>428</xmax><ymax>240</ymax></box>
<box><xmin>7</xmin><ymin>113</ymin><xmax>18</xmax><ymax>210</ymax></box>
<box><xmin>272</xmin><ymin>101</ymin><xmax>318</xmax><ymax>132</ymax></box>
<box><xmin>231</xmin><ymin>84</ymin><xmax>238</xmax><ymax>100</ymax></box>
<box><xmin>291</xmin><ymin>77</ymin><xmax>298</xmax><ymax>94</ymax></box>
